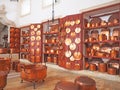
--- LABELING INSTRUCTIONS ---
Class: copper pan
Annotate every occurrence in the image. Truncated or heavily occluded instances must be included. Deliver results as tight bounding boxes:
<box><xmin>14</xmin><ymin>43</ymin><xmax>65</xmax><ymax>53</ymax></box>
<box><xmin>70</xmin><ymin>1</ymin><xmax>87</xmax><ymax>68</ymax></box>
<box><xmin>75</xmin><ymin>38</ymin><xmax>81</xmax><ymax>44</ymax></box>
<box><xmin>37</xmin><ymin>25</ymin><xmax>41</xmax><ymax>29</ymax></box>
<box><xmin>36</xmin><ymin>36</ymin><xmax>41</xmax><ymax>41</ymax></box>
<box><xmin>31</xmin><ymin>31</ymin><xmax>35</xmax><ymax>35</ymax></box>
<box><xmin>31</xmin><ymin>36</ymin><xmax>35</xmax><ymax>41</ymax></box>
<box><xmin>66</xmin><ymin>28</ymin><xmax>71</xmax><ymax>33</ymax></box>
<box><xmin>30</xmin><ymin>25</ymin><xmax>34</xmax><ymax>29</ymax></box>
<box><xmin>65</xmin><ymin>50</ymin><xmax>71</xmax><ymax>58</ymax></box>
<box><xmin>75</xmin><ymin>19</ymin><xmax>80</xmax><ymax>24</ymax></box>
<box><xmin>69</xmin><ymin>43</ymin><xmax>76</xmax><ymax>50</ymax></box>
<box><xmin>70</xmin><ymin>56</ymin><xmax>75</xmax><ymax>61</ymax></box>
<box><xmin>75</xmin><ymin>27</ymin><xmax>81</xmax><ymax>33</ymax></box>
<box><xmin>73</xmin><ymin>52</ymin><xmax>82</xmax><ymax>60</ymax></box>
<box><xmin>36</xmin><ymin>31</ymin><xmax>41</xmax><ymax>35</ymax></box>
<box><xmin>65</xmin><ymin>38</ymin><xmax>71</xmax><ymax>46</ymax></box>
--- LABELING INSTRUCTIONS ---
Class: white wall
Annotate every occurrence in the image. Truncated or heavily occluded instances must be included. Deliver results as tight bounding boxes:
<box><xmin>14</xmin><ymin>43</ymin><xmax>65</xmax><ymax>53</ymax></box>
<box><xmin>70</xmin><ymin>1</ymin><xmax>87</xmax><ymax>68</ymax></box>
<box><xmin>0</xmin><ymin>0</ymin><xmax>119</xmax><ymax>27</ymax></box>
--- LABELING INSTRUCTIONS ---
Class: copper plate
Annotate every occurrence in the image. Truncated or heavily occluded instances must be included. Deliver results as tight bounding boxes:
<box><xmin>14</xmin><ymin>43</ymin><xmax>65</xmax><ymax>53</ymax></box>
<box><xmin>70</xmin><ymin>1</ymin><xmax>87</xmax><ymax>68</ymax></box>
<box><xmin>75</xmin><ymin>27</ymin><xmax>81</xmax><ymax>33</ymax></box>
<box><xmin>30</xmin><ymin>25</ymin><xmax>34</xmax><ymax>29</ymax></box>
<box><xmin>66</xmin><ymin>28</ymin><xmax>71</xmax><ymax>33</ymax></box>
<box><xmin>31</xmin><ymin>36</ymin><xmax>35</xmax><ymax>41</ymax></box>
<box><xmin>65</xmin><ymin>38</ymin><xmax>72</xmax><ymax>46</ymax></box>
<box><xmin>75</xmin><ymin>38</ymin><xmax>81</xmax><ymax>44</ymax></box>
<box><xmin>36</xmin><ymin>31</ymin><xmax>41</xmax><ymax>35</ymax></box>
<box><xmin>69</xmin><ymin>43</ymin><xmax>76</xmax><ymax>50</ymax></box>
<box><xmin>65</xmin><ymin>50</ymin><xmax>71</xmax><ymax>58</ymax></box>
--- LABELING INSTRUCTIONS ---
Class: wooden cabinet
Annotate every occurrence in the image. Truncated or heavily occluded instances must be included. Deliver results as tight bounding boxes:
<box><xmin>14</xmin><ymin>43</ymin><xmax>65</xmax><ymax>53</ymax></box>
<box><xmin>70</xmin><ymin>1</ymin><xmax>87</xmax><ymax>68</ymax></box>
<box><xmin>59</xmin><ymin>14</ymin><xmax>83</xmax><ymax>70</ymax></box>
<box><xmin>42</xmin><ymin>20</ymin><xmax>59</xmax><ymax>64</ymax></box>
<box><xmin>83</xmin><ymin>3</ymin><xmax>120</xmax><ymax>74</ymax></box>
<box><xmin>29</xmin><ymin>24</ymin><xmax>42</xmax><ymax>63</ymax></box>
<box><xmin>20</xmin><ymin>26</ymin><xmax>30</xmax><ymax>60</ymax></box>
<box><xmin>10</xmin><ymin>27</ymin><xmax>20</xmax><ymax>53</ymax></box>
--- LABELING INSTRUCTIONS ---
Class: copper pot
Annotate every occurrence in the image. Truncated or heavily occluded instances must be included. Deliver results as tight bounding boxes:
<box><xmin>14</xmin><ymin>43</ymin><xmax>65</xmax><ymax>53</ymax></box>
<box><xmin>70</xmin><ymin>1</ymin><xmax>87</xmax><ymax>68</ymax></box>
<box><xmin>47</xmin><ymin>56</ymin><xmax>52</xmax><ymax>62</ymax></box>
<box><xmin>89</xmin><ymin>63</ymin><xmax>97</xmax><ymax>71</ymax></box>
<box><xmin>110</xmin><ymin>50</ymin><xmax>117</xmax><ymax>58</ymax></box>
<box><xmin>74</xmin><ymin>63</ymin><xmax>80</xmax><ymax>70</ymax></box>
<box><xmin>98</xmin><ymin>63</ymin><xmax>107</xmax><ymax>72</ymax></box>
<box><xmin>107</xmin><ymin>67</ymin><xmax>117</xmax><ymax>75</ymax></box>
<box><xmin>36</xmin><ymin>48</ymin><xmax>40</xmax><ymax>54</ymax></box>
<box><xmin>53</xmin><ymin>56</ymin><xmax>57</xmax><ymax>64</ymax></box>
<box><xmin>66</xmin><ymin>62</ymin><xmax>71</xmax><ymax>69</ymax></box>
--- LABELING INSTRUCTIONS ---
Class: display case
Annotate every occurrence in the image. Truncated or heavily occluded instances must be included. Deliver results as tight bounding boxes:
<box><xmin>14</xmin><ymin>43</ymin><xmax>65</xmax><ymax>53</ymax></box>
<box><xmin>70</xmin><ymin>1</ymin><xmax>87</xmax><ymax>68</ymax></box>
<box><xmin>42</xmin><ymin>19</ymin><xmax>59</xmax><ymax>64</ymax></box>
<box><xmin>10</xmin><ymin>27</ymin><xmax>20</xmax><ymax>53</ymax></box>
<box><xmin>29</xmin><ymin>24</ymin><xmax>42</xmax><ymax>63</ymax></box>
<box><xmin>59</xmin><ymin>14</ymin><xmax>83</xmax><ymax>70</ymax></box>
<box><xmin>83</xmin><ymin>3</ymin><xmax>120</xmax><ymax>74</ymax></box>
<box><xmin>20</xmin><ymin>25</ymin><xmax>30</xmax><ymax>60</ymax></box>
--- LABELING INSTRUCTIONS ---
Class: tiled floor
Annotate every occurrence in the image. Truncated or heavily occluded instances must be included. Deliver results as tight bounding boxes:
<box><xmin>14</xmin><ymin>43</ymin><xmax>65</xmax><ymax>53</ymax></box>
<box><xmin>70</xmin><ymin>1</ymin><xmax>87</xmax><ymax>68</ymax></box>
<box><xmin>5</xmin><ymin>63</ymin><xmax>120</xmax><ymax>90</ymax></box>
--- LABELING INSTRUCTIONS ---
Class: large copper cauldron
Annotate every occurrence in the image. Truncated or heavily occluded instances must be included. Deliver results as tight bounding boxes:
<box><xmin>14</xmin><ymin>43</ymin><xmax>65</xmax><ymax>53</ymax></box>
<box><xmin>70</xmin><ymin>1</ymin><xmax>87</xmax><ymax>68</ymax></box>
<box><xmin>21</xmin><ymin>64</ymin><xmax>47</xmax><ymax>89</ymax></box>
<box><xmin>0</xmin><ymin>71</ymin><xmax>8</xmax><ymax>90</ymax></box>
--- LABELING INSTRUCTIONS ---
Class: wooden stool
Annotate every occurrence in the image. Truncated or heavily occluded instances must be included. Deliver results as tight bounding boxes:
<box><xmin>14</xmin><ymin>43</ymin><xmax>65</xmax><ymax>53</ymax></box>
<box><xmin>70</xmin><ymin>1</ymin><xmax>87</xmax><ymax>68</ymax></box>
<box><xmin>54</xmin><ymin>81</ymin><xmax>80</xmax><ymax>90</ymax></box>
<box><xmin>98</xmin><ymin>63</ymin><xmax>107</xmax><ymax>72</ymax></box>
<box><xmin>89</xmin><ymin>64</ymin><xmax>97</xmax><ymax>71</ymax></box>
<box><xmin>74</xmin><ymin>76</ymin><xmax>96</xmax><ymax>90</ymax></box>
<box><xmin>107</xmin><ymin>67</ymin><xmax>117</xmax><ymax>75</ymax></box>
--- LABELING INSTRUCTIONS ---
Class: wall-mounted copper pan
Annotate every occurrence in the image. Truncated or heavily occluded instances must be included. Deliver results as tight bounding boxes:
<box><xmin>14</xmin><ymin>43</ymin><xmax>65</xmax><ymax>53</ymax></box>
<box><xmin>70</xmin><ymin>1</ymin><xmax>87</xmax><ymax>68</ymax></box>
<box><xmin>31</xmin><ymin>31</ymin><xmax>35</xmax><ymax>35</ymax></box>
<box><xmin>70</xmin><ymin>56</ymin><xmax>75</xmax><ymax>61</ymax></box>
<box><xmin>36</xmin><ymin>31</ymin><xmax>41</xmax><ymax>35</ymax></box>
<box><xmin>36</xmin><ymin>36</ymin><xmax>41</xmax><ymax>41</ymax></box>
<box><xmin>30</xmin><ymin>25</ymin><xmax>34</xmax><ymax>29</ymax></box>
<box><xmin>73</xmin><ymin>52</ymin><xmax>82</xmax><ymax>60</ymax></box>
<box><xmin>75</xmin><ymin>19</ymin><xmax>80</xmax><ymax>24</ymax></box>
<box><xmin>75</xmin><ymin>38</ymin><xmax>81</xmax><ymax>44</ymax></box>
<box><xmin>75</xmin><ymin>27</ymin><xmax>81</xmax><ymax>33</ymax></box>
<box><xmin>65</xmin><ymin>38</ymin><xmax>71</xmax><ymax>46</ymax></box>
<box><xmin>66</xmin><ymin>28</ymin><xmax>71</xmax><ymax>33</ymax></box>
<box><xmin>37</xmin><ymin>25</ymin><xmax>41</xmax><ymax>29</ymax></box>
<box><xmin>65</xmin><ymin>50</ymin><xmax>71</xmax><ymax>58</ymax></box>
<box><xmin>31</xmin><ymin>36</ymin><xmax>35</xmax><ymax>41</ymax></box>
<box><xmin>69</xmin><ymin>43</ymin><xmax>76</xmax><ymax>50</ymax></box>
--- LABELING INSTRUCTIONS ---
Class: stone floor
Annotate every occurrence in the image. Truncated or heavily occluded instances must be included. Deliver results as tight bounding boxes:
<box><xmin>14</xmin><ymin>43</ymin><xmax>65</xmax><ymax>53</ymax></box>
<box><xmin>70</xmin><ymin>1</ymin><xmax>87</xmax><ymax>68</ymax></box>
<box><xmin>5</xmin><ymin>63</ymin><xmax>120</xmax><ymax>90</ymax></box>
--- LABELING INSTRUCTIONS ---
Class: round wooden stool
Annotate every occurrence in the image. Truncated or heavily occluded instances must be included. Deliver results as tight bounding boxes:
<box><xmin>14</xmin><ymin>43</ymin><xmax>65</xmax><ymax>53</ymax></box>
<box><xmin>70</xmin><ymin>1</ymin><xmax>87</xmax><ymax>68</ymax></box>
<box><xmin>89</xmin><ymin>63</ymin><xmax>97</xmax><ymax>71</ymax></box>
<box><xmin>98</xmin><ymin>63</ymin><xmax>107</xmax><ymax>72</ymax></box>
<box><xmin>74</xmin><ymin>76</ymin><xmax>96</xmax><ymax>90</ymax></box>
<box><xmin>54</xmin><ymin>81</ymin><xmax>80</xmax><ymax>90</ymax></box>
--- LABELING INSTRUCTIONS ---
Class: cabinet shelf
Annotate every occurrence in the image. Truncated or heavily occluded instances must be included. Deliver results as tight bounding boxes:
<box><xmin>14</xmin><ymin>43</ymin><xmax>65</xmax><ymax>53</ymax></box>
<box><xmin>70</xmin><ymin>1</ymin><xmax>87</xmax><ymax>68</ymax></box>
<box><xmin>43</xmin><ymin>32</ymin><xmax>59</xmax><ymax>35</ymax></box>
<box><xmin>84</xmin><ymin>40</ymin><xmax>120</xmax><ymax>44</ymax></box>
<box><xmin>43</xmin><ymin>42</ymin><xmax>59</xmax><ymax>45</ymax></box>
<box><xmin>84</xmin><ymin>23</ymin><xmax>119</xmax><ymax>30</ymax></box>
<box><xmin>84</xmin><ymin>55</ymin><xmax>120</xmax><ymax>60</ymax></box>
<box><xmin>44</xmin><ymin>52</ymin><xmax>58</xmax><ymax>55</ymax></box>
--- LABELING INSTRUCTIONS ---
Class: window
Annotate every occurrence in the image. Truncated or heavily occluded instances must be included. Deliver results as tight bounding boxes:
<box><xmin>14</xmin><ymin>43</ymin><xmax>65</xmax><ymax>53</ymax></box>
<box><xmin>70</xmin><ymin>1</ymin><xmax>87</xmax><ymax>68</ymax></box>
<box><xmin>20</xmin><ymin>0</ymin><xmax>31</xmax><ymax>16</ymax></box>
